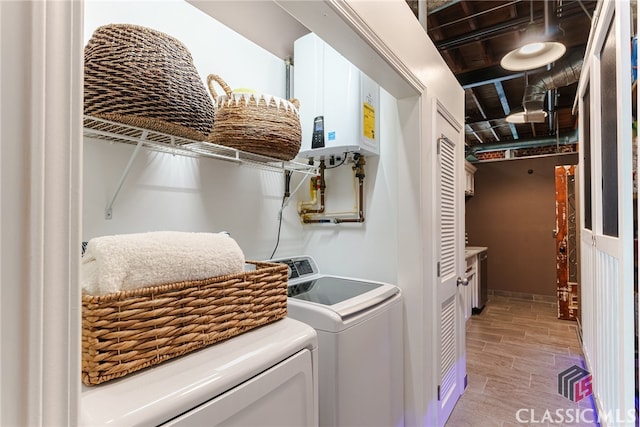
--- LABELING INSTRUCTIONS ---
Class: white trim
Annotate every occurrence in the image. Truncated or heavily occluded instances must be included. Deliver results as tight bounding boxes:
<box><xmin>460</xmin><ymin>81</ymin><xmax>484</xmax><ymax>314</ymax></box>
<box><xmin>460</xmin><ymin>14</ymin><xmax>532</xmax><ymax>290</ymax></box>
<box><xmin>1</xmin><ymin>1</ymin><xmax>83</xmax><ymax>425</ymax></box>
<box><xmin>0</xmin><ymin>0</ymin><xmax>3</xmax><ymax>422</ymax></box>
<box><xmin>327</xmin><ymin>0</ymin><xmax>425</xmax><ymax>94</ymax></box>
<box><xmin>33</xmin><ymin>1</ymin><xmax>83</xmax><ymax>424</ymax></box>
<box><xmin>574</xmin><ymin>0</ymin><xmax>605</xmax><ymax>113</ymax></box>
<box><xmin>436</xmin><ymin>99</ymin><xmax>463</xmax><ymax>133</ymax></box>
<box><xmin>636</xmin><ymin>1</ymin><xmax>639</xmax><ymax>413</ymax></box>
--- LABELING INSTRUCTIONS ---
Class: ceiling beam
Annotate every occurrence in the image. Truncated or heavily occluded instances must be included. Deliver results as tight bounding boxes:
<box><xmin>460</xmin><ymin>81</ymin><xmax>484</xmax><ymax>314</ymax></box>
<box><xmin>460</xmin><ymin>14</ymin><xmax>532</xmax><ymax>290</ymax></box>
<box><xmin>459</xmin><ymin>0</ymin><xmax>496</xmax><ymax>67</ymax></box>
<box><xmin>460</xmin><ymin>1</ymin><xmax>477</xmax><ymax>31</ymax></box>
<box><xmin>433</xmin><ymin>7</ymin><xmax>586</xmax><ymax>51</ymax></box>
<box><xmin>427</xmin><ymin>9</ymin><xmax>464</xmax><ymax>73</ymax></box>
<box><xmin>507</xmin><ymin>1</ymin><xmax>518</xmax><ymax>19</ymax></box>
<box><xmin>465</xmin><ymin>123</ymin><xmax>484</xmax><ymax>144</ymax></box>
<box><xmin>467</xmin><ymin>88</ymin><xmax>501</xmax><ymax>141</ymax></box>
<box><xmin>494</xmin><ymin>81</ymin><xmax>519</xmax><ymax>140</ymax></box>
<box><xmin>458</xmin><ymin>64</ymin><xmax>542</xmax><ymax>89</ymax></box>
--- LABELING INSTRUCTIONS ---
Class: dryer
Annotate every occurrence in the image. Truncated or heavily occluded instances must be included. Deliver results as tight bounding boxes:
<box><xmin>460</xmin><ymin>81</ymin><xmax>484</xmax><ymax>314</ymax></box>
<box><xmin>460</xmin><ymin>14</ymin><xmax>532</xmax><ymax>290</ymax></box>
<box><xmin>272</xmin><ymin>256</ymin><xmax>404</xmax><ymax>427</ymax></box>
<box><xmin>81</xmin><ymin>317</ymin><xmax>318</xmax><ymax>426</ymax></box>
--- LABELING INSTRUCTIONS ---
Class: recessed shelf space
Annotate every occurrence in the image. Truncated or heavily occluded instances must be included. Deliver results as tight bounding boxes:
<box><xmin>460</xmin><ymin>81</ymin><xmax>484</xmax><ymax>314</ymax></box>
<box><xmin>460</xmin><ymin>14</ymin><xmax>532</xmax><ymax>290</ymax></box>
<box><xmin>83</xmin><ymin>115</ymin><xmax>316</xmax><ymax>219</ymax></box>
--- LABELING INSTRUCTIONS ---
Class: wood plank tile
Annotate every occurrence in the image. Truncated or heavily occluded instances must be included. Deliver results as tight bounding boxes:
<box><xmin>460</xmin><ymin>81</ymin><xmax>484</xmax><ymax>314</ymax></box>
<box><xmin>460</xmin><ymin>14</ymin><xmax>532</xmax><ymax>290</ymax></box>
<box><xmin>487</xmin><ymin>320</ymin><xmax>551</xmax><ymax>336</ymax></box>
<box><xmin>466</xmin><ymin>324</ymin><xmax>527</xmax><ymax>338</ymax></box>
<box><xmin>482</xmin><ymin>341</ymin><xmax>556</xmax><ymax>366</ymax></box>
<box><xmin>466</xmin><ymin>337</ymin><xmax>487</xmax><ymax>351</ymax></box>
<box><xmin>466</xmin><ymin>331</ymin><xmax>503</xmax><ymax>343</ymax></box>
<box><xmin>446</xmin><ymin>294</ymin><xmax>597</xmax><ymax>426</ymax></box>
<box><xmin>508</xmin><ymin>315</ymin><xmax>577</xmax><ymax>332</ymax></box>
<box><xmin>500</xmin><ymin>334</ymin><xmax>571</xmax><ymax>355</ymax></box>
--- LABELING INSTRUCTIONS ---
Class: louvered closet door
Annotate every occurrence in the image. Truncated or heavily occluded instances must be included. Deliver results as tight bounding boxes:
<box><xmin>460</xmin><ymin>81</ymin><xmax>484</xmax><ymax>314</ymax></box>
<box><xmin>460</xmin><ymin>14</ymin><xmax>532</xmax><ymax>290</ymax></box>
<box><xmin>435</xmin><ymin>105</ymin><xmax>466</xmax><ymax>426</ymax></box>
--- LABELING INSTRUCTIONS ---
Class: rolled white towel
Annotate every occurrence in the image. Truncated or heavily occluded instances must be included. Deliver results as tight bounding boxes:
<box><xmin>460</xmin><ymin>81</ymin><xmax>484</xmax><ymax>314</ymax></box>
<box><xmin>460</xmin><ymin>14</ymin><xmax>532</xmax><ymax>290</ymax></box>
<box><xmin>81</xmin><ymin>231</ymin><xmax>245</xmax><ymax>295</ymax></box>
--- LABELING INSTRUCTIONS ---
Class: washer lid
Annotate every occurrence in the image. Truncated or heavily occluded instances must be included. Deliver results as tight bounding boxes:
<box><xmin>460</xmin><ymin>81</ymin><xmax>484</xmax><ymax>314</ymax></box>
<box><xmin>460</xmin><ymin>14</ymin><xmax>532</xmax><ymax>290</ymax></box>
<box><xmin>288</xmin><ymin>276</ymin><xmax>399</xmax><ymax>318</ymax></box>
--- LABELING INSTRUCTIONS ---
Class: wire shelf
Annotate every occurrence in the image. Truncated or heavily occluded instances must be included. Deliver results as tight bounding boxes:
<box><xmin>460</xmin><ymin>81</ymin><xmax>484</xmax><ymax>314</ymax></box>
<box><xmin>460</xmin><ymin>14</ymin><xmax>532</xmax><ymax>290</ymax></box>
<box><xmin>83</xmin><ymin>115</ymin><xmax>316</xmax><ymax>219</ymax></box>
<box><xmin>83</xmin><ymin>115</ymin><xmax>316</xmax><ymax>175</ymax></box>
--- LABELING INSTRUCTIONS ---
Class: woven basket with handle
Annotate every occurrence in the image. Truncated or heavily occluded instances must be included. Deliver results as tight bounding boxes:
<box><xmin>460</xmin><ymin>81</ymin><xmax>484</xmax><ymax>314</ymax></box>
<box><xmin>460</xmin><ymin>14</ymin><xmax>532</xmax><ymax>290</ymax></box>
<box><xmin>84</xmin><ymin>24</ymin><xmax>214</xmax><ymax>142</ymax></box>
<box><xmin>82</xmin><ymin>261</ymin><xmax>287</xmax><ymax>386</ymax></box>
<box><xmin>207</xmin><ymin>74</ymin><xmax>301</xmax><ymax>160</ymax></box>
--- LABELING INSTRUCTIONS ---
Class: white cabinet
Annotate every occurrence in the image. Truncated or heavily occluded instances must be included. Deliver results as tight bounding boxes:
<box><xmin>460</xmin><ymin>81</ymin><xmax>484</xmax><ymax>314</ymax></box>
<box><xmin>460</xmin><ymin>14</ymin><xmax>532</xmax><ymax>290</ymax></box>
<box><xmin>464</xmin><ymin>246</ymin><xmax>488</xmax><ymax>319</ymax></box>
<box><xmin>465</xmin><ymin>160</ymin><xmax>476</xmax><ymax>196</ymax></box>
<box><xmin>463</xmin><ymin>253</ymin><xmax>477</xmax><ymax>321</ymax></box>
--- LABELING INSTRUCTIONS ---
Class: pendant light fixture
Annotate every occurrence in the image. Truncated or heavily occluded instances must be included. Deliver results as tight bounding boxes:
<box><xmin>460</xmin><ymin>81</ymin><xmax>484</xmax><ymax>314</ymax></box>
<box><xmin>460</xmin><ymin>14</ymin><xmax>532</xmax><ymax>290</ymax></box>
<box><xmin>505</xmin><ymin>109</ymin><xmax>548</xmax><ymax>124</ymax></box>
<box><xmin>500</xmin><ymin>0</ymin><xmax>566</xmax><ymax>71</ymax></box>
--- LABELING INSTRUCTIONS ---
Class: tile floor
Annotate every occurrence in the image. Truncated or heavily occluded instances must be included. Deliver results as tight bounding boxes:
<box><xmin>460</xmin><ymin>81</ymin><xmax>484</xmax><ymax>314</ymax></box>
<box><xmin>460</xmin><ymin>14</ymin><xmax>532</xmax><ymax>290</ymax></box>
<box><xmin>446</xmin><ymin>291</ymin><xmax>599</xmax><ymax>427</ymax></box>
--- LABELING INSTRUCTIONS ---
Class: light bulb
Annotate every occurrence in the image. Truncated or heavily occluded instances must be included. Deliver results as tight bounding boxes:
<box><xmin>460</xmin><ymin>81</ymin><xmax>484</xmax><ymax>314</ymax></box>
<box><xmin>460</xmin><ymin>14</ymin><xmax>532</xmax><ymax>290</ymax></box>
<box><xmin>519</xmin><ymin>42</ymin><xmax>545</xmax><ymax>55</ymax></box>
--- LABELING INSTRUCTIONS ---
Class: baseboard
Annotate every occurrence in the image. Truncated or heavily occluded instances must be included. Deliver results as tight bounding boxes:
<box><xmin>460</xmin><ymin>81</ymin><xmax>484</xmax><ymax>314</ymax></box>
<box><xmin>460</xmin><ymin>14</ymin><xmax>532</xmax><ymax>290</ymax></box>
<box><xmin>488</xmin><ymin>288</ymin><xmax>557</xmax><ymax>303</ymax></box>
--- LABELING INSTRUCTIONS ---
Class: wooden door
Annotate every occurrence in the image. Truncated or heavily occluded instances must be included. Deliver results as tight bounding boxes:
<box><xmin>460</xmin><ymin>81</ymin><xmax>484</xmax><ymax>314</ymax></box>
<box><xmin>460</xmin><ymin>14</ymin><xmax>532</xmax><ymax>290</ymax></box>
<box><xmin>555</xmin><ymin>165</ymin><xmax>579</xmax><ymax>321</ymax></box>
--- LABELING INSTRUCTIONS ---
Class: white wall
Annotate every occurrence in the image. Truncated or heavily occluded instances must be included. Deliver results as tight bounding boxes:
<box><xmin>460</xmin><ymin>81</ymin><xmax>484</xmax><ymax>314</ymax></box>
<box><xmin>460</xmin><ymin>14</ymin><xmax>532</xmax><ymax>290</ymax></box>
<box><xmin>84</xmin><ymin>1</ymin><xmax>296</xmax><ymax>260</ymax></box>
<box><xmin>83</xmin><ymin>0</ymin><xmax>400</xmax><ymax>276</ymax></box>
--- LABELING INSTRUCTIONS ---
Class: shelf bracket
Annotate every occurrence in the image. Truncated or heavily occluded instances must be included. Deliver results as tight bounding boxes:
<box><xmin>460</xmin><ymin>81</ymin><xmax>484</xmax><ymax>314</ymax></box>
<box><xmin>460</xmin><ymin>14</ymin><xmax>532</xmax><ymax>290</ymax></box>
<box><xmin>105</xmin><ymin>132</ymin><xmax>147</xmax><ymax>219</ymax></box>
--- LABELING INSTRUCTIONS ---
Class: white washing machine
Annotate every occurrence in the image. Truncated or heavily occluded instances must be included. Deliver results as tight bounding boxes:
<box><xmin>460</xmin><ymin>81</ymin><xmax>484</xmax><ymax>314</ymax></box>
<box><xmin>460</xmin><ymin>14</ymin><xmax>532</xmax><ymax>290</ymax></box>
<box><xmin>271</xmin><ymin>256</ymin><xmax>404</xmax><ymax>427</ymax></box>
<box><xmin>81</xmin><ymin>317</ymin><xmax>318</xmax><ymax>426</ymax></box>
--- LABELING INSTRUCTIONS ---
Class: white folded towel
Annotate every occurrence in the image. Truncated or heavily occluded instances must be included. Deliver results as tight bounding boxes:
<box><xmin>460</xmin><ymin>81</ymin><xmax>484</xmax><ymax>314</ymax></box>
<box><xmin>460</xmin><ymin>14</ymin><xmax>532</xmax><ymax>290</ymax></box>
<box><xmin>81</xmin><ymin>231</ymin><xmax>245</xmax><ymax>295</ymax></box>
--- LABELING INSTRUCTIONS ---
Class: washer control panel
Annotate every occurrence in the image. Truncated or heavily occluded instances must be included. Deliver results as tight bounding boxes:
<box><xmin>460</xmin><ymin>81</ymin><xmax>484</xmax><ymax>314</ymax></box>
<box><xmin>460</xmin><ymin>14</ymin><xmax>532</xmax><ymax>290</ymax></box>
<box><xmin>271</xmin><ymin>256</ymin><xmax>318</xmax><ymax>280</ymax></box>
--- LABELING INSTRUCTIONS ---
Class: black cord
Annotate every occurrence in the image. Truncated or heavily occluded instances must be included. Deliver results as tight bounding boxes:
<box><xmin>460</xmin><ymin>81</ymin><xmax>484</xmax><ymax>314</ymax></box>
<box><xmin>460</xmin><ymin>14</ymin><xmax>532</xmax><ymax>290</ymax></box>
<box><xmin>269</xmin><ymin>194</ymin><xmax>286</xmax><ymax>260</ymax></box>
<box><xmin>324</xmin><ymin>152</ymin><xmax>348</xmax><ymax>169</ymax></box>
<box><xmin>270</xmin><ymin>171</ymin><xmax>292</xmax><ymax>259</ymax></box>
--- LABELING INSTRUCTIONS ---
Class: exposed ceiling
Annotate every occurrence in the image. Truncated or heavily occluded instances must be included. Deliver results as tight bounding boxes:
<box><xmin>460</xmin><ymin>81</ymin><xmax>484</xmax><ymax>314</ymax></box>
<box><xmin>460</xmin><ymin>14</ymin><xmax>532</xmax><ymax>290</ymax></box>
<box><xmin>409</xmin><ymin>0</ymin><xmax>597</xmax><ymax>157</ymax></box>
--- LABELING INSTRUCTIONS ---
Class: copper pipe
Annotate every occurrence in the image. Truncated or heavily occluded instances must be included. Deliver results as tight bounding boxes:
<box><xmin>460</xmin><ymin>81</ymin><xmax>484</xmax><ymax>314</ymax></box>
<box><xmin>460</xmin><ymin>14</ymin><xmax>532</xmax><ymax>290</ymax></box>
<box><xmin>334</xmin><ymin>177</ymin><xmax>364</xmax><ymax>223</ymax></box>
<box><xmin>303</xmin><ymin>155</ymin><xmax>366</xmax><ymax>224</ymax></box>
<box><xmin>299</xmin><ymin>160</ymin><xmax>326</xmax><ymax>214</ymax></box>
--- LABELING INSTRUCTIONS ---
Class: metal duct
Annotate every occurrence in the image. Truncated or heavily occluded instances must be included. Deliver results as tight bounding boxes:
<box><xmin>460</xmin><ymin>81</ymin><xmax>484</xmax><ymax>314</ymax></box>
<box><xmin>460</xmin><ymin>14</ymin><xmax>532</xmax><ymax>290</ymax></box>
<box><xmin>468</xmin><ymin>129</ymin><xmax>578</xmax><ymax>154</ymax></box>
<box><xmin>522</xmin><ymin>52</ymin><xmax>583</xmax><ymax>112</ymax></box>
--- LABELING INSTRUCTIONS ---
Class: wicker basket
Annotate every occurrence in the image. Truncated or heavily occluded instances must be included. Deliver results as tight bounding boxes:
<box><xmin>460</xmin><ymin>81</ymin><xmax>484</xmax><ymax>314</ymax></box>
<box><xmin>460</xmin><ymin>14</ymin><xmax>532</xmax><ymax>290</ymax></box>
<box><xmin>82</xmin><ymin>261</ymin><xmax>287</xmax><ymax>386</ymax></box>
<box><xmin>207</xmin><ymin>74</ymin><xmax>302</xmax><ymax>160</ymax></box>
<box><xmin>84</xmin><ymin>24</ymin><xmax>214</xmax><ymax>142</ymax></box>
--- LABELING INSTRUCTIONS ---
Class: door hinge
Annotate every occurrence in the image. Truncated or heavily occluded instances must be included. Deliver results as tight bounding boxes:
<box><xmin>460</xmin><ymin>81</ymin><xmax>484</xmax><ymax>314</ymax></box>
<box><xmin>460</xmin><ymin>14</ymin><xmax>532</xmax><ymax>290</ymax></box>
<box><xmin>437</xmin><ymin>385</ymin><xmax>441</xmax><ymax>401</ymax></box>
<box><xmin>437</xmin><ymin>138</ymin><xmax>441</xmax><ymax>155</ymax></box>
<box><xmin>437</xmin><ymin>261</ymin><xmax>441</xmax><ymax>277</ymax></box>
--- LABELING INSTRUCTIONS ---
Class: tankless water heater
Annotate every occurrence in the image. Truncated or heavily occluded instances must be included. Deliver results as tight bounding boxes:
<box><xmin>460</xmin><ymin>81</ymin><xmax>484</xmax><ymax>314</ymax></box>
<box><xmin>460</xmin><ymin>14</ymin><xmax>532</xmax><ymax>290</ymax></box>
<box><xmin>294</xmin><ymin>33</ymin><xmax>380</xmax><ymax>160</ymax></box>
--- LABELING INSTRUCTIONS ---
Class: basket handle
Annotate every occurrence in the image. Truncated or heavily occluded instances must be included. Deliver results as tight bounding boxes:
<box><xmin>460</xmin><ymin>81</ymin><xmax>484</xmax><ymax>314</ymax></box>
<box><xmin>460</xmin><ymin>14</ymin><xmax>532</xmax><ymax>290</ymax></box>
<box><xmin>207</xmin><ymin>74</ymin><xmax>233</xmax><ymax>99</ymax></box>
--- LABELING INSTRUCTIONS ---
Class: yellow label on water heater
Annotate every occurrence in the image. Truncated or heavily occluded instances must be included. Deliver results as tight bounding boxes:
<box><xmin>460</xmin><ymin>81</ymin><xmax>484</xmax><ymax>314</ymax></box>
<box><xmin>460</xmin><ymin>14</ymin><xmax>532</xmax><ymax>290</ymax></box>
<box><xmin>363</xmin><ymin>102</ymin><xmax>375</xmax><ymax>140</ymax></box>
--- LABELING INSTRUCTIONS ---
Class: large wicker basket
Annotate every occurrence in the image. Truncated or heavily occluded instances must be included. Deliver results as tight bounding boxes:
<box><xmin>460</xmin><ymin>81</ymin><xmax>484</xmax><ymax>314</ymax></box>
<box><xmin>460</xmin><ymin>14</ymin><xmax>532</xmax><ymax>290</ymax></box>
<box><xmin>82</xmin><ymin>261</ymin><xmax>287</xmax><ymax>386</ymax></box>
<box><xmin>207</xmin><ymin>74</ymin><xmax>302</xmax><ymax>160</ymax></box>
<box><xmin>84</xmin><ymin>24</ymin><xmax>214</xmax><ymax>142</ymax></box>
